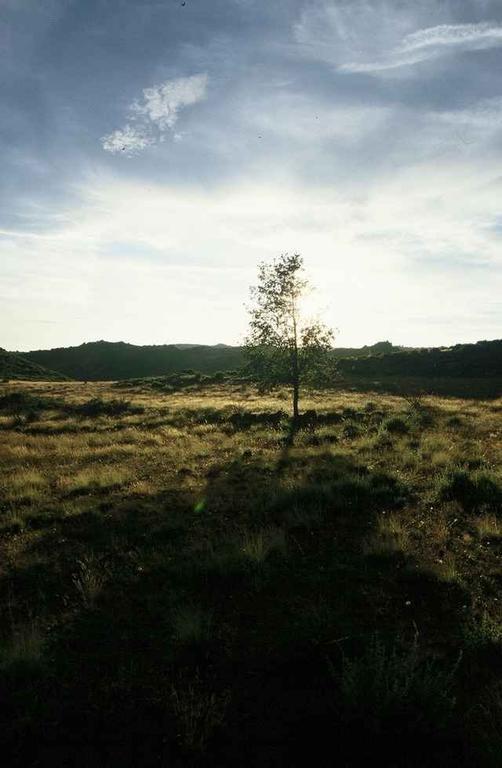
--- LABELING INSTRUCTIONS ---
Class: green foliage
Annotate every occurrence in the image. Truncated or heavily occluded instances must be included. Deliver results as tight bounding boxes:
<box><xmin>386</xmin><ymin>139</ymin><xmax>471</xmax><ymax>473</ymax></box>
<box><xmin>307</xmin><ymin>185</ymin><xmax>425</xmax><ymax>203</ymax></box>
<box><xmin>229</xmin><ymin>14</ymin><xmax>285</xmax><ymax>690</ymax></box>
<box><xmin>335</xmin><ymin>635</ymin><xmax>459</xmax><ymax>735</ymax></box>
<box><xmin>244</xmin><ymin>254</ymin><xmax>336</xmax><ymax>415</ymax></box>
<box><xmin>0</xmin><ymin>391</ymin><xmax>61</xmax><ymax>414</ymax></box>
<box><xmin>338</xmin><ymin>339</ymin><xmax>502</xmax><ymax>379</ymax></box>
<box><xmin>71</xmin><ymin>398</ymin><xmax>143</xmax><ymax>418</ymax></box>
<box><xmin>0</xmin><ymin>348</ymin><xmax>67</xmax><ymax>381</ymax></box>
<box><xmin>172</xmin><ymin>606</ymin><xmax>214</xmax><ymax>646</ymax></box>
<box><xmin>171</xmin><ymin>670</ymin><xmax>231</xmax><ymax>753</ymax></box>
<box><xmin>23</xmin><ymin>340</ymin><xmax>246</xmax><ymax>381</ymax></box>
<box><xmin>381</xmin><ymin>415</ymin><xmax>410</xmax><ymax>435</ymax></box>
<box><xmin>435</xmin><ymin>468</ymin><xmax>501</xmax><ymax>511</ymax></box>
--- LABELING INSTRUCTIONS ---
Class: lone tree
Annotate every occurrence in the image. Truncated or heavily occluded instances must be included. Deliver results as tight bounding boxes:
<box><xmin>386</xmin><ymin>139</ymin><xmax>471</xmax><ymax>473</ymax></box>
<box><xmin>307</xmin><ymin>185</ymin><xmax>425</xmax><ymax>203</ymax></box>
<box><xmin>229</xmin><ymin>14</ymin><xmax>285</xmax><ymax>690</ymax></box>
<box><xmin>245</xmin><ymin>253</ymin><xmax>335</xmax><ymax>420</ymax></box>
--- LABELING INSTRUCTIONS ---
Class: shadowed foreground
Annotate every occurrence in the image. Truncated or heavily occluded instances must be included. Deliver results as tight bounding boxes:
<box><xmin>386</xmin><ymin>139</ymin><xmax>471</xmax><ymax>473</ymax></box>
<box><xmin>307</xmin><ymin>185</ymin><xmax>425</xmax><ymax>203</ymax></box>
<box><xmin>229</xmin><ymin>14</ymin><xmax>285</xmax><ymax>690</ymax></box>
<box><xmin>0</xmin><ymin>382</ymin><xmax>501</xmax><ymax>766</ymax></box>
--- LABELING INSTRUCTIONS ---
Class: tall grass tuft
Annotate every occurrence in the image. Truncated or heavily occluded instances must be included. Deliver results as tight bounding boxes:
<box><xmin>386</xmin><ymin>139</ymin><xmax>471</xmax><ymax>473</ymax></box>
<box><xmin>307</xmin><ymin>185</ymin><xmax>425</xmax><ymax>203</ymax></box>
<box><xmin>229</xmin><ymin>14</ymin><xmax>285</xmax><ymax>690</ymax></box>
<box><xmin>333</xmin><ymin>634</ymin><xmax>459</xmax><ymax>735</ymax></box>
<box><xmin>171</xmin><ymin>670</ymin><xmax>230</xmax><ymax>753</ymax></box>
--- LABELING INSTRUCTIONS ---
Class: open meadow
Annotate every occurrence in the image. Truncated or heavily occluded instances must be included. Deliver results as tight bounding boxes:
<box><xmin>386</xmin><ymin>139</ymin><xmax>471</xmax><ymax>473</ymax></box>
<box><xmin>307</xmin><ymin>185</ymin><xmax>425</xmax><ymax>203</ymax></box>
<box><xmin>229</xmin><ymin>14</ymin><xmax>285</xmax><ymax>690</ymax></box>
<box><xmin>1</xmin><ymin>380</ymin><xmax>501</xmax><ymax>766</ymax></box>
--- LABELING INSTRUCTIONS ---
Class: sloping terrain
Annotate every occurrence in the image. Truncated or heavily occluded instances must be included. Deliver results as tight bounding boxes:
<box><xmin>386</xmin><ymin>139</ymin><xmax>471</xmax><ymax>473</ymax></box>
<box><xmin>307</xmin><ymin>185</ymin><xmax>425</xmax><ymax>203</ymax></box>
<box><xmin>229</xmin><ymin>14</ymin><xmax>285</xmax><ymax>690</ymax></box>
<box><xmin>338</xmin><ymin>340</ymin><xmax>502</xmax><ymax>379</ymax></box>
<box><xmin>21</xmin><ymin>340</ymin><xmax>246</xmax><ymax>380</ymax></box>
<box><xmin>0</xmin><ymin>381</ymin><xmax>501</xmax><ymax>766</ymax></box>
<box><xmin>0</xmin><ymin>348</ymin><xmax>68</xmax><ymax>381</ymax></box>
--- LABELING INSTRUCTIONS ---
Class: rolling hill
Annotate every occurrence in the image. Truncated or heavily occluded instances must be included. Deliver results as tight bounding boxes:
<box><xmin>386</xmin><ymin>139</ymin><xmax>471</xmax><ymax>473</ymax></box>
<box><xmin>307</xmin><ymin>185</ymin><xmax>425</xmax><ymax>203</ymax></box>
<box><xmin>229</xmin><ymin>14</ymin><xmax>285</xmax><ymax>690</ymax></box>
<box><xmin>20</xmin><ymin>340</ymin><xmax>404</xmax><ymax>381</ymax></box>
<box><xmin>20</xmin><ymin>341</ymin><xmax>246</xmax><ymax>381</ymax></box>
<box><xmin>15</xmin><ymin>339</ymin><xmax>502</xmax><ymax>388</ymax></box>
<box><xmin>0</xmin><ymin>348</ymin><xmax>69</xmax><ymax>381</ymax></box>
<box><xmin>337</xmin><ymin>339</ymin><xmax>502</xmax><ymax>379</ymax></box>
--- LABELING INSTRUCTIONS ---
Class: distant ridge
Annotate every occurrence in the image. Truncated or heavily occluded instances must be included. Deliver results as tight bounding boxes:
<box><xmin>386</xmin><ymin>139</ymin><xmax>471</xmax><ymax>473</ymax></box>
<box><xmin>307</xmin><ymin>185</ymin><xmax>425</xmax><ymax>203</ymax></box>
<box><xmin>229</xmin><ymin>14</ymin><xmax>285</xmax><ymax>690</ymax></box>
<box><xmin>338</xmin><ymin>339</ymin><xmax>502</xmax><ymax>379</ymax></box>
<box><xmin>20</xmin><ymin>341</ymin><xmax>245</xmax><ymax>381</ymax></box>
<box><xmin>0</xmin><ymin>348</ymin><xmax>69</xmax><ymax>381</ymax></box>
<box><xmin>19</xmin><ymin>340</ymin><xmax>403</xmax><ymax>381</ymax></box>
<box><xmin>15</xmin><ymin>339</ymin><xmax>502</xmax><ymax>383</ymax></box>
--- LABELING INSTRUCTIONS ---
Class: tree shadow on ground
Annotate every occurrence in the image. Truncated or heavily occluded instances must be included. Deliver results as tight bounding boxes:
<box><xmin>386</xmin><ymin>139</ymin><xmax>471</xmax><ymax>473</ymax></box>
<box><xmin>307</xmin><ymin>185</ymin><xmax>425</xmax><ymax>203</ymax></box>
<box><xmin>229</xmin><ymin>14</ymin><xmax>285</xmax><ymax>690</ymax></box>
<box><xmin>0</xmin><ymin>422</ymin><xmax>496</xmax><ymax>767</ymax></box>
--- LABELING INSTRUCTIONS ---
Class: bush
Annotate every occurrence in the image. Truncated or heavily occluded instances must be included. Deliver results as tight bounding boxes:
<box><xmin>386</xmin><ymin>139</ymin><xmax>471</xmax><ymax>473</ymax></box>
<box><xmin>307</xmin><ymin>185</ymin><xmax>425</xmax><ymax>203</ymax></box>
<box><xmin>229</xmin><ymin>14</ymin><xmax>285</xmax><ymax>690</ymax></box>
<box><xmin>382</xmin><ymin>416</ymin><xmax>410</xmax><ymax>435</ymax></box>
<box><xmin>72</xmin><ymin>398</ymin><xmax>143</xmax><ymax>418</ymax></box>
<box><xmin>171</xmin><ymin>670</ymin><xmax>230</xmax><ymax>753</ymax></box>
<box><xmin>342</xmin><ymin>422</ymin><xmax>362</xmax><ymax>439</ymax></box>
<box><xmin>333</xmin><ymin>635</ymin><xmax>459</xmax><ymax>736</ymax></box>
<box><xmin>436</xmin><ymin>468</ymin><xmax>501</xmax><ymax>511</ymax></box>
<box><xmin>0</xmin><ymin>392</ymin><xmax>59</xmax><ymax>415</ymax></box>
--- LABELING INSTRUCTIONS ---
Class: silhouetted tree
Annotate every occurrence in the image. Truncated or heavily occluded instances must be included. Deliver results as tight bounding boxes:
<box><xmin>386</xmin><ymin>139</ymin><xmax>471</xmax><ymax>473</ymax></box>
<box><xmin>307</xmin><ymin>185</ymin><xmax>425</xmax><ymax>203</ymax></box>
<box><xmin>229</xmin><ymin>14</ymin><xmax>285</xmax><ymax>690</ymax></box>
<box><xmin>245</xmin><ymin>253</ymin><xmax>335</xmax><ymax>419</ymax></box>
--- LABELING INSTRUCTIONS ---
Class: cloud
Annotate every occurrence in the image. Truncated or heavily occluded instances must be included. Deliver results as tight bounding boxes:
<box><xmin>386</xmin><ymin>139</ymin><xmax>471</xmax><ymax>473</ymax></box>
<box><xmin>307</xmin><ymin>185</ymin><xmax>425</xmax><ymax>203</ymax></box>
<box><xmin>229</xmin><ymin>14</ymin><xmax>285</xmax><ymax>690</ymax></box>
<box><xmin>131</xmin><ymin>74</ymin><xmax>208</xmax><ymax>130</ymax></box>
<box><xmin>342</xmin><ymin>22</ymin><xmax>502</xmax><ymax>72</ymax></box>
<box><xmin>101</xmin><ymin>73</ymin><xmax>208</xmax><ymax>155</ymax></box>
<box><xmin>403</xmin><ymin>22</ymin><xmax>502</xmax><ymax>52</ymax></box>
<box><xmin>295</xmin><ymin>3</ymin><xmax>502</xmax><ymax>76</ymax></box>
<box><xmin>3</xmin><ymin>160</ymin><xmax>501</xmax><ymax>350</ymax></box>
<box><xmin>101</xmin><ymin>125</ymin><xmax>154</xmax><ymax>156</ymax></box>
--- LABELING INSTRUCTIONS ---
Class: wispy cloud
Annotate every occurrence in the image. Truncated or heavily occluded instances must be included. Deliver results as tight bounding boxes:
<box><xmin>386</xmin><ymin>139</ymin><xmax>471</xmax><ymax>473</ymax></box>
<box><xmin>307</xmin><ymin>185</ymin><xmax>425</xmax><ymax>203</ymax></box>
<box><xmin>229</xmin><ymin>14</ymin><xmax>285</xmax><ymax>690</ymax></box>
<box><xmin>295</xmin><ymin>3</ymin><xmax>502</xmax><ymax>76</ymax></box>
<box><xmin>101</xmin><ymin>125</ymin><xmax>154</xmax><ymax>155</ymax></box>
<box><xmin>342</xmin><ymin>22</ymin><xmax>502</xmax><ymax>72</ymax></box>
<box><xmin>101</xmin><ymin>74</ymin><xmax>208</xmax><ymax>155</ymax></box>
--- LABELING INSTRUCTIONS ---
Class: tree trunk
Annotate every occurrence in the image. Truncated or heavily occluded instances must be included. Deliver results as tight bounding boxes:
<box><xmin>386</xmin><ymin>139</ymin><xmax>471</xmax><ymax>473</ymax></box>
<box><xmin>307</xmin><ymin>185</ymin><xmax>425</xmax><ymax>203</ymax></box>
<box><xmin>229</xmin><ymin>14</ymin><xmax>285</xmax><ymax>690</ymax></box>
<box><xmin>291</xmin><ymin>296</ymin><xmax>300</xmax><ymax>421</ymax></box>
<box><xmin>292</xmin><ymin>379</ymin><xmax>299</xmax><ymax>421</ymax></box>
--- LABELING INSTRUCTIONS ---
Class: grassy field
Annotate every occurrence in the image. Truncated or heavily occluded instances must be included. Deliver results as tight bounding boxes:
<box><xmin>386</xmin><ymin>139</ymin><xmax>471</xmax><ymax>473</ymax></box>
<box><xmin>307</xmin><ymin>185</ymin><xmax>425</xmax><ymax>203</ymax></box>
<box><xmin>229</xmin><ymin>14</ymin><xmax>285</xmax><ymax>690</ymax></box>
<box><xmin>0</xmin><ymin>380</ymin><xmax>501</xmax><ymax>767</ymax></box>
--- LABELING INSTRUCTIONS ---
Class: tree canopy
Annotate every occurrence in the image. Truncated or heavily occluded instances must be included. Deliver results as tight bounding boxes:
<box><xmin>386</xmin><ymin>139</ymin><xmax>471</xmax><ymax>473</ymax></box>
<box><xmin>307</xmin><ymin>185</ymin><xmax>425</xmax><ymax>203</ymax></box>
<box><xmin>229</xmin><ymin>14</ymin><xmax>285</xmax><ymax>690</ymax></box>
<box><xmin>244</xmin><ymin>253</ymin><xmax>336</xmax><ymax>418</ymax></box>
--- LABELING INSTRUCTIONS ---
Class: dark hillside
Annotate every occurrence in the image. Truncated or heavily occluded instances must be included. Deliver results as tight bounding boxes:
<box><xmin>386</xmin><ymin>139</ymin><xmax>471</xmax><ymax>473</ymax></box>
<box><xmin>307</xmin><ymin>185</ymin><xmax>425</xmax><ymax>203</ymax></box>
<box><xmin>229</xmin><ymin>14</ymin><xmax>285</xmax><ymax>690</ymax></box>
<box><xmin>338</xmin><ymin>339</ymin><xmax>502</xmax><ymax>378</ymax></box>
<box><xmin>20</xmin><ymin>340</ymin><xmax>403</xmax><ymax>381</ymax></box>
<box><xmin>21</xmin><ymin>341</ymin><xmax>246</xmax><ymax>381</ymax></box>
<box><xmin>0</xmin><ymin>348</ymin><xmax>68</xmax><ymax>381</ymax></box>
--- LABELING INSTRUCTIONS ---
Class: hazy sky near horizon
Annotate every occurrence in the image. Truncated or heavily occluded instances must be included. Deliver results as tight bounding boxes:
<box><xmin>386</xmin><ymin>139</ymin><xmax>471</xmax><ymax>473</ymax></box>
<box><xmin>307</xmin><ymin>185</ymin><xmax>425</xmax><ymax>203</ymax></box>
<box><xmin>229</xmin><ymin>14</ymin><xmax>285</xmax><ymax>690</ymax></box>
<box><xmin>1</xmin><ymin>0</ymin><xmax>502</xmax><ymax>351</ymax></box>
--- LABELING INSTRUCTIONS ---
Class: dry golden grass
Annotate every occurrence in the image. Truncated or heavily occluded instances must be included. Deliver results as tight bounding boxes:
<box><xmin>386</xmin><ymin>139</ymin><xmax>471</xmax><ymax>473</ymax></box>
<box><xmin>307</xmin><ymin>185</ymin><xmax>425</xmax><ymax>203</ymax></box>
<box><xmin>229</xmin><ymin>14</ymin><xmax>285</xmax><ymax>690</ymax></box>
<box><xmin>0</xmin><ymin>379</ymin><xmax>501</xmax><ymax>764</ymax></box>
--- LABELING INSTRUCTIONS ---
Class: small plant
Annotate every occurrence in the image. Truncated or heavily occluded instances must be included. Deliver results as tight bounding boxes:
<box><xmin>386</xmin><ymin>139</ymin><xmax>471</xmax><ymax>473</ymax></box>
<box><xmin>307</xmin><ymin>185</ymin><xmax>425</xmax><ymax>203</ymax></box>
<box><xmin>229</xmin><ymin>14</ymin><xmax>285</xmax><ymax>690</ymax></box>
<box><xmin>240</xmin><ymin>527</ymin><xmax>286</xmax><ymax>565</ymax></box>
<box><xmin>341</xmin><ymin>422</ymin><xmax>362</xmax><ymax>439</ymax></box>
<box><xmin>403</xmin><ymin>393</ymin><xmax>434</xmax><ymax>427</ymax></box>
<box><xmin>171</xmin><ymin>670</ymin><xmax>230</xmax><ymax>753</ymax></box>
<box><xmin>0</xmin><ymin>391</ymin><xmax>60</xmax><ymax>415</ymax></box>
<box><xmin>72</xmin><ymin>554</ymin><xmax>106</xmax><ymax>608</ymax></box>
<box><xmin>475</xmin><ymin>514</ymin><xmax>501</xmax><ymax>539</ymax></box>
<box><xmin>72</xmin><ymin>398</ymin><xmax>143</xmax><ymax>418</ymax></box>
<box><xmin>333</xmin><ymin>634</ymin><xmax>459</xmax><ymax>735</ymax></box>
<box><xmin>364</xmin><ymin>513</ymin><xmax>409</xmax><ymax>556</ymax></box>
<box><xmin>464</xmin><ymin>611</ymin><xmax>502</xmax><ymax>648</ymax></box>
<box><xmin>0</xmin><ymin>622</ymin><xmax>44</xmax><ymax>670</ymax></box>
<box><xmin>172</xmin><ymin>605</ymin><xmax>213</xmax><ymax>645</ymax></box>
<box><xmin>6</xmin><ymin>469</ymin><xmax>47</xmax><ymax>502</ymax></box>
<box><xmin>434</xmin><ymin>553</ymin><xmax>461</xmax><ymax>584</ymax></box>
<box><xmin>381</xmin><ymin>416</ymin><xmax>409</xmax><ymax>435</ymax></box>
<box><xmin>470</xmin><ymin>682</ymin><xmax>502</xmax><ymax>766</ymax></box>
<box><xmin>435</xmin><ymin>468</ymin><xmax>501</xmax><ymax>512</ymax></box>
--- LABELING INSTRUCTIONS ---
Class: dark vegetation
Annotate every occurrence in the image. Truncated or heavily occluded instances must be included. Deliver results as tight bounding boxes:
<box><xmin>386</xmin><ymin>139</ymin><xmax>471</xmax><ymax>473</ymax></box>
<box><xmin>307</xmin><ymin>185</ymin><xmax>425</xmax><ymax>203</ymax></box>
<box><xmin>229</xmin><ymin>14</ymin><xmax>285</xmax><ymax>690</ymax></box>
<box><xmin>338</xmin><ymin>339</ymin><xmax>502</xmax><ymax>378</ymax></box>
<box><xmin>338</xmin><ymin>340</ymin><xmax>502</xmax><ymax>399</ymax></box>
<box><xmin>115</xmin><ymin>370</ymin><xmax>240</xmax><ymax>393</ymax></box>
<box><xmin>0</xmin><ymin>348</ymin><xmax>67</xmax><ymax>382</ymax></box>
<box><xmin>20</xmin><ymin>341</ymin><xmax>245</xmax><ymax>381</ymax></box>
<box><xmin>12</xmin><ymin>340</ymin><xmax>502</xmax><ymax>401</ymax></box>
<box><xmin>244</xmin><ymin>253</ymin><xmax>336</xmax><ymax>418</ymax></box>
<box><xmin>0</xmin><ymin>381</ymin><xmax>501</xmax><ymax>766</ymax></box>
<box><xmin>20</xmin><ymin>341</ymin><xmax>405</xmax><ymax>382</ymax></box>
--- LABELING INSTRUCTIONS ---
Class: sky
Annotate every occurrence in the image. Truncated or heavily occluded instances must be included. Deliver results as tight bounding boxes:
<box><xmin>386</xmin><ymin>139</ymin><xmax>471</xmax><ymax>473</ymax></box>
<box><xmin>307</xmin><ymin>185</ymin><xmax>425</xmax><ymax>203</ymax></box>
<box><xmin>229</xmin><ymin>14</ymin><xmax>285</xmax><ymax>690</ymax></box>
<box><xmin>1</xmin><ymin>0</ymin><xmax>502</xmax><ymax>351</ymax></box>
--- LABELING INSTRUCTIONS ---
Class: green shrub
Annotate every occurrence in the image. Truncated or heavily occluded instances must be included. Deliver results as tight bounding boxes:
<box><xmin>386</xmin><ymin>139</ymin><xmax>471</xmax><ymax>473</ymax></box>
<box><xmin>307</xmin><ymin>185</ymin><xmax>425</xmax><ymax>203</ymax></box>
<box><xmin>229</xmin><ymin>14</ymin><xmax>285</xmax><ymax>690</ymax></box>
<box><xmin>0</xmin><ymin>392</ymin><xmax>60</xmax><ymax>415</ymax></box>
<box><xmin>172</xmin><ymin>605</ymin><xmax>213</xmax><ymax>646</ymax></box>
<box><xmin>333</xmin><ymin>635</ymin><xmax>459</xmax><ymax>735</ymax></box>
<box><xmin>436</xmin><ymin>468</ymin><xmax>501</xmax><ymax>511</ymax></box>
<box><xmin>342</xmin><ymin>422</ymin><xmax>362</xmax><ymax>439</ymax></box>
<box><xmin>381</xmin><ymin>416</ymin><xmax>410</xmax><ymax>435</ymax></box>
<box><xmin>171</xmin><ymin>670</ymin><xmax>230</xmax><ymax>753</ymax></box>
<box><xmin>72</xmin><ymin>398</ymin><xmax>143</xmax><ymax>418</ymax></box>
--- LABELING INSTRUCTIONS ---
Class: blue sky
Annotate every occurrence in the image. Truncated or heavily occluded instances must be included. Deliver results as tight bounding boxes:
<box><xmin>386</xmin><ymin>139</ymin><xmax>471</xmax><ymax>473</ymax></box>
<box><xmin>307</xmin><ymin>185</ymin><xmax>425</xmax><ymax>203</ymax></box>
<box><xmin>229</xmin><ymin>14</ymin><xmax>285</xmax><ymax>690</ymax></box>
<box><xmin>1</xmin><ymin>0</ymin><xmax>502</xmax><ymax>350</ymax></box>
